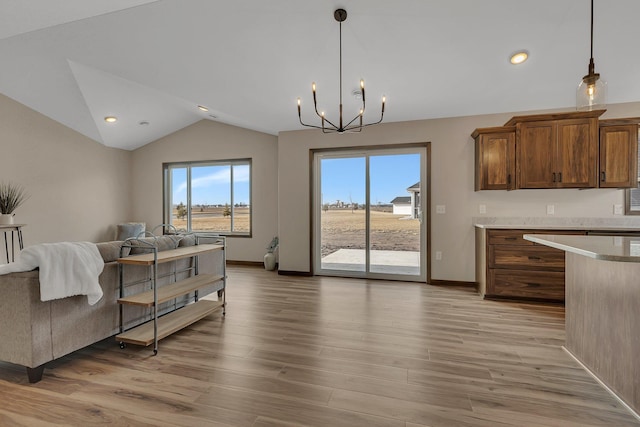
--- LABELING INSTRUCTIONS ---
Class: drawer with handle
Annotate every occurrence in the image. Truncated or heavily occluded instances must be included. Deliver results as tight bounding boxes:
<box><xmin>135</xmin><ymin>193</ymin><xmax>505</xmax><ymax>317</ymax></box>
<box><xmin>489</xmin><ymin>269</ymin><xmax>565</xmax><ymax>301</ymax></box>
<box><xmin>487</xmin><ymin>229</ymin><xmax>585</xmax><ymax>246</ymax></box>
<box><xmin>489</xmin><ymin>245</ymin><xmax>565</xmax><ymax>270</ymax></box>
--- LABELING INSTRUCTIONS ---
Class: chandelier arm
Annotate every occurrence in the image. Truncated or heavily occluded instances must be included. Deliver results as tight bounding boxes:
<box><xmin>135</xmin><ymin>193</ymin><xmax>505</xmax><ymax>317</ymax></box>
<box><xmin>321</xmin><ymin>116</ymin><xmax>340</xmax><ymax>130</ymax></box>
<box><xmin>344</xmin><ymin>102</ymin><xmax>385</xmax><ymax>131</ymax></box>
<box><xmin>344</xmin><ymin>113</ymin><xmax>363</xmax><ymax>129</ymax></box>
<box><xmin>298</xmin><ymin>111</ymin><xmax>326</xmax><ymax>130</ymax></box>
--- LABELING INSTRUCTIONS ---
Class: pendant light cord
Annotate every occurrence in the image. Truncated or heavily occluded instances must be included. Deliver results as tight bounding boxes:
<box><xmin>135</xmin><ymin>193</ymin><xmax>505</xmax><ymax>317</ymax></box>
<box><xmin>590</xmin><ymin>0</ymin><xmax>594</xmax><ymax>60</ymax></box>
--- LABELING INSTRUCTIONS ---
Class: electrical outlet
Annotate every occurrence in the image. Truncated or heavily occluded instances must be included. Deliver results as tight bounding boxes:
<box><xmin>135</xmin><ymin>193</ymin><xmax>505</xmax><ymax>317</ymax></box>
<box><xmin>435</xmin><ymin>251</ymin><xmax>442</xmax><ymax>260</ymax></box>
<box><xmin>479</xmin><ymin>204</ymin><xmax>487</xmax><ymax>214</ymax></box>
<box><xmin>546</xmin><ymin>205</ymin><xmax>555</xmax><ymax>215</ymax></box>
<box><xmin>436</xmin><ymin>205</ymin><xmax>446</xmax><ymax>214</ymax></box>
<box><xmin>614</xmin><ymin>204</ymin><xmax>623</xmax><ymax>215</ymax></box>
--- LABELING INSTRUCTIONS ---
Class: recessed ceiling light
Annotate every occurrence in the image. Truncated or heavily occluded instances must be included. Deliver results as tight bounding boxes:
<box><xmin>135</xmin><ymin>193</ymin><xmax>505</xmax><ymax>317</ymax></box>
<box><xmin>104</xmin><ymin>116</ymin><xmax>117</xmax><ymax>123</ymax></box>
<box><xmin>197</xmin><ymin>105</ymin><xmax>209</xmax><ymax>112</ymax></box>
<box><xmin>510</xmin><ymin>51</ymin><xmax>529</xmax><ymax>65</ymax></box>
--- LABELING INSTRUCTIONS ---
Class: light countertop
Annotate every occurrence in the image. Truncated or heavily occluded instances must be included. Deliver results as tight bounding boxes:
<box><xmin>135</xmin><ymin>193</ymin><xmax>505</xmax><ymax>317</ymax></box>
<box><xmin>523</xmin><ymin>234</ymin><xmax>640</xmax><ymax>262</ymax></box>
<box><xmin>473</xmin><ymin>217</ymin><xmax>640</xmax><ymax>231</ymax></box>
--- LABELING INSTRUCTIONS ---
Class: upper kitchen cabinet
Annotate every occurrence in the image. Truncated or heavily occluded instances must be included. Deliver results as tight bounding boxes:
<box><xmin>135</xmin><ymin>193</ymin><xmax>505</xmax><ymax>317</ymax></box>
<box><xmin>471</xmin><ymin>126</ymin><xmax>515</xmax><ymax>190</ymax></box>
<box><xmin>598</xmin><ymin>118</ymin><xmax>639</xmax><ymax>188</ymax></box>
<box><xmin>506</xmin><ymin>111</ymin><xmax>603</xmax><ymax>189</ymax></box>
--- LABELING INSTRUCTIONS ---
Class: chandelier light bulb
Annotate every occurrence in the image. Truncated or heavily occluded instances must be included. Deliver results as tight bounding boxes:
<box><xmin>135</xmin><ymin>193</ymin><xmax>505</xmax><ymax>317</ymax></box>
<box><xmin>312</xmin><ymin>82</ymin><xmax>316</xmax><ymax>92</ymax></box>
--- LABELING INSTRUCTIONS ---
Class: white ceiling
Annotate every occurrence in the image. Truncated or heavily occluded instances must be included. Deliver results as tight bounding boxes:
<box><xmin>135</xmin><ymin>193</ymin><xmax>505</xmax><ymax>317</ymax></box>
<box><xmin>1</xmin><ymin>0</ymin><xmax>640</xmax><ymax>150</ymax></box>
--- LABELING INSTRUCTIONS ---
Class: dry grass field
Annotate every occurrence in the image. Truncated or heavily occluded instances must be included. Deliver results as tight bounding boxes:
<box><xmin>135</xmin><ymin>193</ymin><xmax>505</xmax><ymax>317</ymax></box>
<box><xmin>172</xmin><ymin>207</ymin><xmax>250</xmax><ymax>232</ymax></box>
<box><xmin>172</xmin><ymin>207</ymin><xmax>419</xmax><ymax>256</ymax></box>
<box><xmin>321</xmin><ymin>209</ymin><xmax>420</xmax><ymax>256</ymax></box>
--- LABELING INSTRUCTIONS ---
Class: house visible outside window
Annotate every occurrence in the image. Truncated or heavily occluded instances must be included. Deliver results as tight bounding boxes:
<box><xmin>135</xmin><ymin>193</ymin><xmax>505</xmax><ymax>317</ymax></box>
<box><xmin>163</xmin><ymin>159</ymin><xmax>251</xmax><ymax>235</ymax></box>
<box><xmin>625</xmin><ymin>142</ymin><xmax>640</xmax><ymax>215</ymax></box>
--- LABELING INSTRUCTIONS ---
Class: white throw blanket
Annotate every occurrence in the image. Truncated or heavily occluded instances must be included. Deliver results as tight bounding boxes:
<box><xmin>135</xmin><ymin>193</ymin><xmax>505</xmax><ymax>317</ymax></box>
<box><xmin>0</xmin><ymin>242</ymin><xmax>104</xmax><ymax>305</ymax></box>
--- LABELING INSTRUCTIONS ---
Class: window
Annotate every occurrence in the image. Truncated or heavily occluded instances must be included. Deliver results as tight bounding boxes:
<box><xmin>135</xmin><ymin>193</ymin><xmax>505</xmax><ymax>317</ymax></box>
<box><xmin>163</xmin><ymin>159</ymin><xmax>251</xmax><ymax>235</ymax></box>
<box><xmin>626</xmin><ymin>137</ymin><xmax>640</xmax><ymax>215</ymax></box>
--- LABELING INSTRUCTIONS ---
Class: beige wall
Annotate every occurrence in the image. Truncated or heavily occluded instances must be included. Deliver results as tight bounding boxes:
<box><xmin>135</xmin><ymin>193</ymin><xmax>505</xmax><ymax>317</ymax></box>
<box><xmin>278</xmin><ymin>102</ymin><xmax>640</xmax><ymax>281</ymax></box>
<box><xmin>0</xmin><ymin>94</ymin><xmax>132</xmax><ymax>247</ymax></box>
<box><xmin>130</xmin><ymin>120</ymin><xmax>278</xmax><ymax>262</ymax></box>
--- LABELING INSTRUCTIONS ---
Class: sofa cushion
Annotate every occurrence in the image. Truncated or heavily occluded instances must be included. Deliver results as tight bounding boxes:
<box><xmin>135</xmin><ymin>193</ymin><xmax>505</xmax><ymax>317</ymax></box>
<box><xmin>96</xmin><ymin>241</ymin><xmax>130</xmax><ymax>263</ymax></box>
<box><xmin>177</xmin><ymin>234</ymin><xmax>196</xmax><ymax>247</ymax></box>
<box><xmin>129</xmin><ymin>235</ymin><xmax>182</xmax><ymax>254</ymax></box>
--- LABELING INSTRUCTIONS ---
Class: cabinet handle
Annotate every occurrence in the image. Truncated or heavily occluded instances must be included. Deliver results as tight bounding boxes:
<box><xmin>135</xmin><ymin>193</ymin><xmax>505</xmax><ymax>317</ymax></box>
<box><xmin>507</xmin><ymin>174</ymin><xmax>511</xmax><ymax>185</ymax></box>
<box><xmin>601</xmin><ymin>171</ymin><xmax>606</xmax><ymax>182</ymax></box>
<box><xmin>552</xmin><ymin>172</ymin><xmax>556</xmax><ymax>182</ymax></box>
<box><xmin>504</xmin><ymin>237</ymin><xmax>517</xmax><ymax>241</ymax></box>
<box><xmin>559</xmin><ymin>172</ymin><xmax>562</xmax><ymax>183</ymax></box>
<box><xmin>527</xmin><ymin>256</ymin><xmax>541</xmax><ymax>261</ymax></box>
<box><xmin>526</xmin><ymin>283</ymin><xmax>541</xmax><ymax>288</ymax></box>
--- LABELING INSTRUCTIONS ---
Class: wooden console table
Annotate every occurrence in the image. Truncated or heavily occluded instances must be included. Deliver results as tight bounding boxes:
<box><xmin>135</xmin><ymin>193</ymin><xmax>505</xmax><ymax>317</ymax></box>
<box><xmin>0</xmin><ymin>224</ymin><xmax>24</xmax><ymax>263</ymax></box>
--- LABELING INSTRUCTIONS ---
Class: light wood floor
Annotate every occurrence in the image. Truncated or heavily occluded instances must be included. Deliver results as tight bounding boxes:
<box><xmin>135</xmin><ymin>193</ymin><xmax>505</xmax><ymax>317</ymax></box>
<box><xmin>1</xmin><ymin>265</ymin><xmax>639</xmax><ymax>426</ymax></box>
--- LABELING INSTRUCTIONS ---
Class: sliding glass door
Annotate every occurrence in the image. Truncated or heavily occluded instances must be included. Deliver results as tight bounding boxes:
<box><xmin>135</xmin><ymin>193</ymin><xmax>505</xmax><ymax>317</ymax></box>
<box><xmin>314</xmin><ymin>146</ymin><xmax>427</xmax><ymax>281</ymax></box>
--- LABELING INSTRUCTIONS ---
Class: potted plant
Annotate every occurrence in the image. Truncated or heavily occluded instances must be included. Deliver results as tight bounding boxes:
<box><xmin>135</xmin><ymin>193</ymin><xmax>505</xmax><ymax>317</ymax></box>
<box><xmin>0</xmin><ymin>182</ymin><xmax>29</xmax><ymax>225</ymax></box>
<box><xmin>264</xmin><ymin>236</ymin><xmax>279</xmax><ymax>271</ymax></box>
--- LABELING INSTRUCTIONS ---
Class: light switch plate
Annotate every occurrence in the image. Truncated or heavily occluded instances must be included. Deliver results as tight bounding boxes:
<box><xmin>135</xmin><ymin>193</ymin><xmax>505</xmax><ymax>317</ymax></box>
<box><xmin>436</xmin><ymin>205</ymin><xmax>446</xmax><ymax>214</ymax></box>
<box><xmin>546</xmin><ymin>205</ymin><xmax>555</xmax><ymax>215</ymax></box>
<box><xmin>614</xmin><ymin>204</ymin><xmax>623</xmax><ymax>215</ymax></box>
<box><xmin>479</xmin><ymin>204</ymin><xmax>487</xmax><ymax>214</ymax></box>
<box><xmin>435</xmin><ymin>251</ymin><xmax>442</xmax><ymax>260</ymax></box>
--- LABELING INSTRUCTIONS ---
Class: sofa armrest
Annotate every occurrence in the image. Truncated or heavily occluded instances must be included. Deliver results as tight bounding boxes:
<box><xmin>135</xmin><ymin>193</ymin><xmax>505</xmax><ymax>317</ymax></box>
<box><xmin>0</xmin><ymin>270</ymin><xmax>54</xmax><ymax>368</ymax></box>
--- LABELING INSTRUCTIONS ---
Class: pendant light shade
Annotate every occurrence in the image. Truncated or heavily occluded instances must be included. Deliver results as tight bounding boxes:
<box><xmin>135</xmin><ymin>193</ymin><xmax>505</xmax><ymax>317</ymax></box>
<box><xmin>577</xmin><ymin>0</ymin><xmax>606</xmax><ymax>111</ymax></box>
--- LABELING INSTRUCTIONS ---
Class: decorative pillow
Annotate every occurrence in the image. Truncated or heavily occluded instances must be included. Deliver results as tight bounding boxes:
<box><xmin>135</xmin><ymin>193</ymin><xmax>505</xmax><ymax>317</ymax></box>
<box><xmin>128</xmin><ymin>235</ymin><xmax>182</xmax><ymax>254</ymax></box>
<box><xmin>178</xmin><ymin>234</ymin><xmax>196</xmax><ymax>247</ymax></box>
<box><xmin>116</xmin><ymin>222</ymin><xmax>146</xmax><ymax>241</ymax></box>
<box><xmin>96</xmin><ymin>241</ymin><xmax>131</xmax><ymax>262</ymax></box>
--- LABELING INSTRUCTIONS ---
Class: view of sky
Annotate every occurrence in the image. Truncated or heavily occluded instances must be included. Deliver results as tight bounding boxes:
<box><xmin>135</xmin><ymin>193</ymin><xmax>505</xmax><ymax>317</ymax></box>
<box><xmin>170</xmin><ymin>154</ymin><xmax>419</xmax><ymax>207</ymax></box>
<box><xmin>320</xmin><ymin>153</ymin><xmax>420</xmax><ymax>206</ymax></box>
<box><xmin>171</xmin><ymin>164</ymin><xmax>250</xmax><ymax>206</ymax></box>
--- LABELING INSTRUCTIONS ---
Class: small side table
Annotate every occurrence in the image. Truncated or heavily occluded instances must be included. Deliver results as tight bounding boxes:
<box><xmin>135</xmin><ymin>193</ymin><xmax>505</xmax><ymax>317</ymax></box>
<box><xmin>0</xmin><ymin>224</ymin><xmax>25</xmax><ymax>263</ymax></box>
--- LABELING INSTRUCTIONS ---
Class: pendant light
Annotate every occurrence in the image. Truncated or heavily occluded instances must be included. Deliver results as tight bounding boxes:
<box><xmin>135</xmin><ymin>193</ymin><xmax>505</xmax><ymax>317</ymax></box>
<box><xmin>297</xmin><ymin>9</ymin><xmax>385</xmax><ymax>133</ymax></box>
<box><xmin>576</xmin><ymin>0</ymin><xmax>606</xmax><ymax>111</ymax></box>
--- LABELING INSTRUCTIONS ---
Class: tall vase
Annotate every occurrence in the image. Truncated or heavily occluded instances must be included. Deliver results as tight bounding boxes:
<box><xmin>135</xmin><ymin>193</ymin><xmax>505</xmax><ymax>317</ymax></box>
<box><xmin>263</xmin><ymin>252</ymin><xmax>276</xmax><ymax>271</ymax></box>
<box><xmin>0</xmin><ymin>214</ymin><xmax>14</xmax><ymax>225</ymax></box>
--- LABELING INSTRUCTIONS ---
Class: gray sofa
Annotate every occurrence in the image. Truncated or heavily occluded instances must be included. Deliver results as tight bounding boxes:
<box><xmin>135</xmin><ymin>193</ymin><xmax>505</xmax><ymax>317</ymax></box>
<box><xmin>0</xmin><ymin>235</ymin><xmax>223</xmax><ymax>382</ymax></box>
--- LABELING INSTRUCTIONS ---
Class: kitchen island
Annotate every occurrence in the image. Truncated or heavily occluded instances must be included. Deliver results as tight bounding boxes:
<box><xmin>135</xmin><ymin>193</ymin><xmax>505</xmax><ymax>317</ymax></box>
<box><xmin>524</xmin><ymin>234</ymin><xmax>640</xmax><ymax>417</ymax></box>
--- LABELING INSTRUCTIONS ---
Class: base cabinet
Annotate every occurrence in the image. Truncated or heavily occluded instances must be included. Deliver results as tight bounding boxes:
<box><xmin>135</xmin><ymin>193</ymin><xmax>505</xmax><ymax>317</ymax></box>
<box><xmin>477</xmin><ymin>229</ymin><xmax>586</xmax><ymax>302</ymax></box>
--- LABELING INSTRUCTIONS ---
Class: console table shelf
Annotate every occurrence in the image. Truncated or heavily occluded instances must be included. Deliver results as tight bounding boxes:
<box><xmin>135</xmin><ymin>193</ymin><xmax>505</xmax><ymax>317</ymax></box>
<box><xmin>117</xmin><ymin>273</ymin><xmax>224</xmax><ymax>307</ymax></box>
<box><xmin>116</xmin><ymin>232</ymin><xmax>226</xmax><ymax>354</ymax></box>
<box><xmin>117</xmin><ymin>243</ymin><xmax>223</xmax><ymax>265</ymax></box>
<box><xmin>116</xmin><ymin>299</ymin><xmax>223</xmax><ymax>346</ymax></box>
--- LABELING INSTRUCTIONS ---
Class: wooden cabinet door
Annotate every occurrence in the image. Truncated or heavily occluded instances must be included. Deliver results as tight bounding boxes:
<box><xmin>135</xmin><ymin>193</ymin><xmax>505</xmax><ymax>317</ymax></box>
<box><xmin>517</xmin><ymin>121</ymin><xmax>556</xmax><ymax>188</ymax></box>
<box><xmin>556</xmin><ymin>118</ymin><xmax>598</xmax><ymax>188</ymax></box>
<box><xmin>599</xmin><ymin>124</ymin><xmax>639</xmax><ymax>188</ymax></box>
<box><xmin>476</xmin><ymin>132</ymin><xmax>515</xmax><ymax>190</ymax></box>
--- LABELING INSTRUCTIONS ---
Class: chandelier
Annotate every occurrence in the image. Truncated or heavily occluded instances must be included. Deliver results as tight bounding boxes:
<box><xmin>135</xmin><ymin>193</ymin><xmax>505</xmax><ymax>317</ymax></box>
<box><xmin>576</xmin><ymin>0</ymin><xmax>606</xmax><ymax>110</ymax></box>
<box><xmin>297</xmin><ymin>9</ymin><xmax>385</xmax><ymax>133</ymax></box>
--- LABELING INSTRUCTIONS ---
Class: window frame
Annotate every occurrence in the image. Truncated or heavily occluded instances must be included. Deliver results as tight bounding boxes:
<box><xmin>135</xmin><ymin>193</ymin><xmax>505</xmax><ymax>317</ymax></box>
<box><xmin>163</xmin><ymin>158</ymin><xmax>252</xmax><ymax>237</ymax></box>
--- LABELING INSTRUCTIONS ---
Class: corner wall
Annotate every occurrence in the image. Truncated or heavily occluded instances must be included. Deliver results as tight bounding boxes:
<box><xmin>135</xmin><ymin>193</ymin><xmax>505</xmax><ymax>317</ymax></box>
<box><xmin>0</xmin><ymin>94</ymin><xmax>132</xmax><ymax>246</ymax></box>
<box><xmin>130</xmin><ymin>120</ymin><xmax>278</xmax><ymax>262</ymax></box>
<box><xmin>277</xmin><ymin>102</ymin><xmax>640</xmax><ymax>282</ymax></box>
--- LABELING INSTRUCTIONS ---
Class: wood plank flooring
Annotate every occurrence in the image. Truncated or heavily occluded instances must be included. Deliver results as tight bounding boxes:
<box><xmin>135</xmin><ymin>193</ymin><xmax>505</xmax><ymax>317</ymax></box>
<box><xmin>0</xmin><ymin>265</ymin><xmax>638</xmax><ymax>426</ymax></box>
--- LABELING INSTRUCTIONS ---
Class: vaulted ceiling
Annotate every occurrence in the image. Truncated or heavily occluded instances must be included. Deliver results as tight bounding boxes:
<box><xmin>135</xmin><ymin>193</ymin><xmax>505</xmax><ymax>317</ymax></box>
<box><xmin>1</xmin><ymin>1</ymin><xmax>639</xmax><ymax>150</ymax></box>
